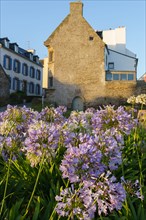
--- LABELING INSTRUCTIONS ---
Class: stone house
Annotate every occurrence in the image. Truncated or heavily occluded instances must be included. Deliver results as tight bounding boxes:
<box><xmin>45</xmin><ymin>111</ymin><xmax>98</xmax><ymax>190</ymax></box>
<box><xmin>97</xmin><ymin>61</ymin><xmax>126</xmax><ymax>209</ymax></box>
<box><xmin>44</xmin><ymin>1</ymin><xmax>140</xmax><ymax>110</ymax></box>
<box><xmin>0</xmin><ymin>64</ymin><xmax>10</xmax><ymax>104</ymax></box>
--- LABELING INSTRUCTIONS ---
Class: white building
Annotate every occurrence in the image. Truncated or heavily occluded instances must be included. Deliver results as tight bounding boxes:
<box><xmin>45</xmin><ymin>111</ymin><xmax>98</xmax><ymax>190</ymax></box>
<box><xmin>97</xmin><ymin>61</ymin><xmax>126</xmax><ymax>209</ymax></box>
<box><xmin>0</xmin><ymin>37</ymin><xmax>43</xmax><ymax>96</ymax></box>
<box><xmin>97</xmin><ymin>26</ymin><xmax>138</xmax><ymax>81</ymax></box>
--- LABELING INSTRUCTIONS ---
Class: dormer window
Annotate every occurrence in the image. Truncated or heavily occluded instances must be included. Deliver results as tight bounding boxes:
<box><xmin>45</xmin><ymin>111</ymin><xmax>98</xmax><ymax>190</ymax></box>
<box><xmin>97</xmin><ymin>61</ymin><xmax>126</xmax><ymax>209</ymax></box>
<box><xmin>29</xmin><ymin>53</ymin><xmax>33</xmax><ymax>60</ymax></box>
<box><xmin>4</xmin><ymin>39</ymin><xmax>9</xmax><ymax>48</ymax></box>
<box><xmin>33</xmin><ymin>55</ymin><xmax>39</xmax><ymax>63</ymax></box>
<box><xmin>14</xmin><ymin>44</ymin><xmax>18</xmax><ymax>53</ymax></box>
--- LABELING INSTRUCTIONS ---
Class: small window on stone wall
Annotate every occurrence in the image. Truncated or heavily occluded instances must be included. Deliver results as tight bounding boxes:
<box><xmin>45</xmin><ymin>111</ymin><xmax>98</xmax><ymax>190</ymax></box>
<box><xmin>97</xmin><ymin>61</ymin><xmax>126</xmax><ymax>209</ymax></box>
<box><xmin>49</xmin><ymin>77</ymin><xmax>53</xmax><ymax>87</ymax></box>
<box><xmin>89</xmin><ymin>36</ymin><xmax>94</xmax><ymax>41</ymax></box>
<box><xmin>49</xmin><ymin>50</ymin><xmax>54</xmax><ymax>62</ymax></box>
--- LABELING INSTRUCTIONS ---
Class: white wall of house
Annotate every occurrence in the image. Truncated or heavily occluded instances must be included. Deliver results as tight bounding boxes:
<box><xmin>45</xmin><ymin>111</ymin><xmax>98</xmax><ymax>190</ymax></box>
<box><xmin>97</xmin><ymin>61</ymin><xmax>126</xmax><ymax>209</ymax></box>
<box><xmin>102</xmin><ymin>27</ymin><xmax>137</xmax><ymax>75</ymax></box>
<box><xmin>107</xmin><ymin>50</ymin><xmax>137</xmax><ymax>71</ymax></box>
<box><xmin>103</xmin><ymin>27</ymin><xmax>126</xmax><ymax>51</ymax></box>
<box><xmin>0</xmin><ymin>42</ymin><xmax>43</xmax><ymax>96</ymax></box>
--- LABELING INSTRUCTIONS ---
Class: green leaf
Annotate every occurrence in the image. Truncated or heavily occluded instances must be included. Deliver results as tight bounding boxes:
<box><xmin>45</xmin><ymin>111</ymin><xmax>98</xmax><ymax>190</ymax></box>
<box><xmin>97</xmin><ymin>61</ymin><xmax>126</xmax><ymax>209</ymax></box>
<box><xmin>9</xmin><ymin>198</ymin><xmax>24</xmax><ymax>220</ymax></box>
<box><xmin>32</xmin><ymin>196</ymin><xmax>40</xmax><ymax>220</ymax></box>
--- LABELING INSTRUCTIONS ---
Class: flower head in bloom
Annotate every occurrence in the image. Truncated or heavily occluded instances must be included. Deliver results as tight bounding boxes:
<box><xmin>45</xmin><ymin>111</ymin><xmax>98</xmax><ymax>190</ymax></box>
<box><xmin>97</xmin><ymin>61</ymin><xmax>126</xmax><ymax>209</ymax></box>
<box><xmin>136</xmin><ymin>94</ymin><xmax>146</xmax><ymax>105</ymax></box>
<box><xmin>56</xmin><ymin>172</ymin><xmax>126</xmax><ymax>219</ymax></box>
<box><xmin>0</xmin><ymin>105</ymin><xmax>38</xmax><ymax>136</ymax></box>
<box><xmin>55</xmin><ymin>184</ymin><xmax>96</xmax><ymax>220</ymax></box>
<box><xmin>23</xmin><ymin>120</ymin><xmax>61</xmax><ymax>167</ymax></box>
<box><xmin>60</xmin><ymin>135</ymin><xmax>104</xmax><ymax>183</ymax></box>
<box><xmin>127</xmin><ymin>95</ymin><xmax>137</xmax><ymax>105</ymax></box>
<box><xmin>121</xmin><ymin>177</ymin><xmax>144</xmax><ymax>201</ymax></box>
<box><xmin>37</xmin><ymin>106</ymin><xmax>67</xmax><ymax>125</ymax></box>
<box><xmin>91</xmin><ymin>105</ymin><xmax>137</xmax><ymax>135</ymax></box>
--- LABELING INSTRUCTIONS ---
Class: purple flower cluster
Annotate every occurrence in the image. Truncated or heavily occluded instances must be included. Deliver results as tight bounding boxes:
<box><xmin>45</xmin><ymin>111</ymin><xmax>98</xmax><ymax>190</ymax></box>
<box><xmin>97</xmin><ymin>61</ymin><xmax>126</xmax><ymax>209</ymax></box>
<box><xmin>23</xmin><ymin>120</ymin><xmax>62</xmax><ymax>167</ymax></box>
<box><xmin>56</xmin><ymin>172</ymin><xmax>126</xmax><ymax>219</ymax></box>
<box><xmin>56</xmin><ymin>106</ymin><xmax>137</xmax><ymax>218</ymax></box>
<box><xmin>0</xmin><ymin>104</ymin><xmax>137</xmax><ymax>218</ymax></box>
<box><xmin>0</xmin><ymin>105</ymin><xmax>38</xmax><ymax>160</ymax></box>
<box><xmin>37</xmin><ymin>106</ymin><xmax>67</xmax><ymax>125</ymax></box>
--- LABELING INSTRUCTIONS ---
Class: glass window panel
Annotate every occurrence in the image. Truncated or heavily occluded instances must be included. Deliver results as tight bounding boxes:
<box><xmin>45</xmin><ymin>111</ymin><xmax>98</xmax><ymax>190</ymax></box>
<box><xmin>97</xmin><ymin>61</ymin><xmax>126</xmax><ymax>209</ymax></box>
<box><xmin>108</xmin><ymin>62</ymin><xmax>114</xmax><ymax>69</ymax></box>
<box><xmin>128</xmin><ymin>74</ymin><xmax>134</xmax><ymax>80</ymax></box>
<box><xmin>113</xmin><ymin>74</ymin><xmax>119</xmax><ymax>80</ymax></box>
<box><xmin>106</xmin><ymin>73</ymin><xmax>112</xmax><ymax>81</ymax></box>
<box><xmin>120</xmin><ymin>74</ymin><xmax>127</xmax><ymax>80</ymax></box>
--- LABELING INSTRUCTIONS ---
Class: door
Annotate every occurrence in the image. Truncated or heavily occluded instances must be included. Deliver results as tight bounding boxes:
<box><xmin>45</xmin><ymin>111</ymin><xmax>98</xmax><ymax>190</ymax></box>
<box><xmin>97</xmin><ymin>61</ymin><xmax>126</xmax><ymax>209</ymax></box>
<box><xmin>72</xmin><ymin>97</ymin><xmax>84</xmax><ymax>111</ymax></box>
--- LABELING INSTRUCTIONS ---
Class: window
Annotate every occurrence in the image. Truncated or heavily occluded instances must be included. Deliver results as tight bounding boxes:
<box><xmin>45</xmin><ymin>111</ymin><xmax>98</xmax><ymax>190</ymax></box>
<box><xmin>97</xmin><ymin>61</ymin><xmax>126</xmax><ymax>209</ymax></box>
<box><xmin>106</xmin><ymin>72</ymin><xmax>112</xmax><ymax>81</ymax></box>
<box><xmin>30</xmin><ymin>66</ymin><xmax>35</xmax><ymax>78</ymax></box>
<box><xmin>106</xmin><ymin>72</ymin><xmax>134</xmax><ymax>81</ymax></box>
<box><xmin>29</xmin><ymin>82</ymin><xmax>34</xmax><ymax>94</ymax></box>
<box><xmin>113</xmin><ymin>74</ymin><xmax>119</xmax><ymax>81</ymax></box>
<box><xmin>22</xmin><ymin>80</ymin><xmax>27</xmax><ymax>93</ymax></box>
<box><xmin>128</xmin><ymin>74</ymin><xmax>134</xmax><ymax>81</ymax></box>
<box><xmin>13</xmin><ymin>59</ymin><xmax>21</xmax><ymax>73</ymax></box>
<box><xmin>49</xmin><ymin>50</ymin><xmax>54</xmax><ymax>62</ymax></box>
<box><xmin>89</xmin><ymin>36</ymin><xmax>94</xmax><ymax>41</ymax></box>
<box><xmin>36</xmin><ymin>69</ymin><xmax>41</xmax><ymax>80</ymax></box>
<box><xmin>49</xmin><ymin>77</ymin><xmax>53</xmax><ymax>87</ymax></box>
<box><xmin>22</xmin><ymin>63</ymin><xmax>28</xmax><ymax>76</ymax></box>
<box><xmin>3</xmin><ymin>55</ymin><xmax>12</xmax><ymax>70</ymax></box>
<box><xmin>120</xmin><ymin>74</ymin><xmax>127</xmax><ymax>81</ymax></box>
<box><xmin>108</xmin><ymin>62</ymin><xmax>114</xmax><ymax>70</ymax></box>
<box><xmin>13</xmin><ymin>78</ymin><xmax>20</xmax><ymax>91</ymax></box>
<box><xmin>36</xmin><ymin>84</ymin><xmax>41</xmax><ymax>95</ymax></box>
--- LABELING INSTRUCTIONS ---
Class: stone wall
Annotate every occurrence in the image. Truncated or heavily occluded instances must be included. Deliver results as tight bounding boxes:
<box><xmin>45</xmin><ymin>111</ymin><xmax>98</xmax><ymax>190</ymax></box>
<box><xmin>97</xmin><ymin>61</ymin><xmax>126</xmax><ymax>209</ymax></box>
<box><xmin>0</xmin><ymin>65</ymin><xmax>10</xmax><ymax>104</ymax></box>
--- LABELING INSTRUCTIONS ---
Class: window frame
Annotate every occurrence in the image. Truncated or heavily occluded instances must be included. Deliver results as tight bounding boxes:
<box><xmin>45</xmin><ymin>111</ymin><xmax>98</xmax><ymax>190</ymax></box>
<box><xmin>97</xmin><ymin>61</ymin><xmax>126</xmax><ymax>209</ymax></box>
<box><xmin>49</xmin><ymin>76</ymin><xmax>53</xmax><ymax>87</ymax></box>
<box><xmin>49</xmin><ymin>50</ymin><xmax>54</xmax><ymax>62</ymax></box>
<box><xmin>35</xmin><ymin>84</ymin><xmax>41</xmax><ymax>95</ymax></box>
<box><xmin>29</xmin><ymin>82</ymin><xmax>35</xmax><ymax>94</ymax></box>
<box><xmin>22</xmin><ymin>63</ymin><xmax>28</xmax><ymax>76</ymax></box>
<box><xmin>3</xmin><ymin>55</ymin><xmax>12</xmax><ymax>70</ymax></box>
<box><xmin>36</xmin><ymin>69</ymin><xmax>41</xmax><ymax>80</ymax></box>
<box><xmin>30</xmin><ymin>66</ymin><xmax>35</xmax><ymax>78</ymax></box>
<box><xmin>13</xmin><ymin>59</ymin><xmax>21</xmax><ymax>73</ymax></box>
<box><xmin>108</xmin><ymin>62</ymin><xmax>114</xmax><ymax>70</ymax></box>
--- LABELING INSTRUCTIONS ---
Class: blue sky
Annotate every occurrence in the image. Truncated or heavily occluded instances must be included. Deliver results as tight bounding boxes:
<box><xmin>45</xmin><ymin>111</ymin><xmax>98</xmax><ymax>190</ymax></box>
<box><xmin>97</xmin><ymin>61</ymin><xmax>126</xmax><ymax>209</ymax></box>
<box><xmin>1</xmin><ymin>0</ymin><xmax>146</xmax><ymax>78</ymax></box>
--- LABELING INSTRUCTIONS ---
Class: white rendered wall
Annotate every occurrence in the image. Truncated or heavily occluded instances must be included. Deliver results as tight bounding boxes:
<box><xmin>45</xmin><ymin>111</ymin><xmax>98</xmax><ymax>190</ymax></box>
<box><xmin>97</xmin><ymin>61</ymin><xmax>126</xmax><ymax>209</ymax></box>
<box><xmin>108</xmin><ymin>50</ymin><xmax>136</xmax><ymax>71</ymax></box>
<box><xmin>0</xmin><ymin>46</ymin><xmax>42</xmax><ymax>96</ymax></box>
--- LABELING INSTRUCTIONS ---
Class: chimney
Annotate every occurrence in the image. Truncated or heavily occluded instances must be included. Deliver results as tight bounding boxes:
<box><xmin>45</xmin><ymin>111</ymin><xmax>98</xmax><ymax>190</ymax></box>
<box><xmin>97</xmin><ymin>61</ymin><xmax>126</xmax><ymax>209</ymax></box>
<box><xmin>70</xmin><ymin>1</ymin><xmax>83</xmax><ymax>16</ymax></box>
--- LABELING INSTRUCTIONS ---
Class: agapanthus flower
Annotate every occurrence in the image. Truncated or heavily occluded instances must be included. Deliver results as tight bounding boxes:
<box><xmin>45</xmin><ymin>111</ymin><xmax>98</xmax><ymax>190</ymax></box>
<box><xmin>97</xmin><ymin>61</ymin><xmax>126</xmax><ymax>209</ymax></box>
<box><xmin>127</xmin><ymin>95</ymin><xmax>137</xmax><ymax>105</ymax></box>
<box><xmin>91</xmin><ymin>105</ymin><xmax>137</xmax><ymax>135</ymax></box>
<box><xmin>56</xmin><ymin>172</ymin><xmax>126</xmax><ymax>219</ymax></box>
<box><xmin>23</xmin><ymin>120</ymin><xmax>61</xmax><ymax>167</ymax></box>
<box><xmin>0</xmin><ymin>134</ymin><xmax>22</xmax><ymax>161</ymax></box>
<box><xmin>0</xmin><ymin>105</ymin><xmax>38</xmax><ymax>136</ymax></box>
<box><xmin>37</xmin><ymin>106</ymin><xmax>67</xmax><ymax>124</ymax></box>
<box><xmin>60</xmin><ymin>135</ymin><xmax>104</xmax><ymax>182</ymax></box>
<box><xmin>136</xmin><ymin>94</ymin><xmax>146</xmax><ymax>105</ymax></box>
<box><xmin>55</xmin><ymin>184</ymin><xmax>96</xmax><ymax>220</ymax></box>
<box><xmin>121</xmin><ymin>177</ymin><xmax>144</xmax><ymax>201</ymax></box>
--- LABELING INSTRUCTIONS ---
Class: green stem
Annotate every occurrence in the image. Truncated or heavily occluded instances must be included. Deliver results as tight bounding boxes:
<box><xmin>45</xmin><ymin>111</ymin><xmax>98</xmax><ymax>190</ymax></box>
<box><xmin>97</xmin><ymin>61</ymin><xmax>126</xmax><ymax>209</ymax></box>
<box><xmin>0</xmin><ymin>153</ymin><xmax>12</xmax><ymax>217</ymax></box>
<box><xmin>121</xmin><ymin>157</ymin><xmax>129</xmax><ymax>218</ymax></box>
<box><xmin>22</xmin><ymin>152</ymin><xmax>45</xmax><ymax>218</ymax></box>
